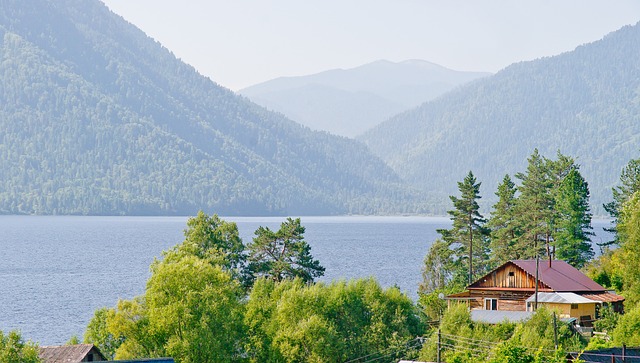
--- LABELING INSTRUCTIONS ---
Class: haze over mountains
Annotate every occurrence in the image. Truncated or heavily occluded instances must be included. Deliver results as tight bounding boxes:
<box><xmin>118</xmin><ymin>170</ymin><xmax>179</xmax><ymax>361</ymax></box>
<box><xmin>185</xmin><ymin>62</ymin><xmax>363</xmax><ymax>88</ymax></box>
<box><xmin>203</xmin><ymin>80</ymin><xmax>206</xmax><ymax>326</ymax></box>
<box><xmin>0</xmin><ymin>0</ymin><xmax>422</xmax><ymax>216</ymax></box>
<box><xmin>360</xmin><ymin>22</ymin><xmax>640</xmax><ymax>215</ymax></box>
<box><xmin>240</xmin><ymin>60</ymin><xmax>490</xmax><ymax>137</ymax></box>
<box><xmin>0</xmin><ymin>0</ymin><xmax>638</xmax><ymax>217</ymax></box>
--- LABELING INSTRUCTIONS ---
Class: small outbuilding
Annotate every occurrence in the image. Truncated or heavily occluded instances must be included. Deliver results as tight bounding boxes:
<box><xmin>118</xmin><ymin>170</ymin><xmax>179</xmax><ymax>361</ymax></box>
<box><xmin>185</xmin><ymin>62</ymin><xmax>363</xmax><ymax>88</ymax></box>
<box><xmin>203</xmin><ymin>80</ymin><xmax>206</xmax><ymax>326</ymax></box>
<box><xmin>39</xmin><ymin>344</ymin><xmax>106</xmax><ymax>363</ymax></box>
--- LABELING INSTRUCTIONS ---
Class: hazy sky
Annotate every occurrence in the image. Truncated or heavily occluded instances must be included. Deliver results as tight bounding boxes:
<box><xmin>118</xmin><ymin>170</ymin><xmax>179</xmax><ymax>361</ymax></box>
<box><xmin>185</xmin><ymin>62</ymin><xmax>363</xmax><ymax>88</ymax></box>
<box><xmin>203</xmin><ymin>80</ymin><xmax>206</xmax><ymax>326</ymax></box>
<box><xmin>100</xmin><ymin>1</ymin><xmax>640</xmax><ymax>91</ymax></box>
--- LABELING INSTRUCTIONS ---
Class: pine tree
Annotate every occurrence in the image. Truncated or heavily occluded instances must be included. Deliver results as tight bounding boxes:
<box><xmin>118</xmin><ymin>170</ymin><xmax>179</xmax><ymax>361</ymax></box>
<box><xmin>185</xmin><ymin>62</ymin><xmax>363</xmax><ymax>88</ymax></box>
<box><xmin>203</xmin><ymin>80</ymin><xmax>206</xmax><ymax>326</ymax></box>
<box><xmin>553</xmin><ymin>168</ymin><xmax>594</xmax><ymax>268</ymax></box>
<box><xmin>488</xmin><ymin>174</ymin><xmax>520</xmax><ymax>266</ymax></box>
<box><xmin>437</xmin><ymin>171</ymin><xmax>489</xmax><ymax>284</ymax></box>
<box><xmin>514</xmin><ymin>149</ymin><xmax>554</xmax><ymax>259</ymax></box>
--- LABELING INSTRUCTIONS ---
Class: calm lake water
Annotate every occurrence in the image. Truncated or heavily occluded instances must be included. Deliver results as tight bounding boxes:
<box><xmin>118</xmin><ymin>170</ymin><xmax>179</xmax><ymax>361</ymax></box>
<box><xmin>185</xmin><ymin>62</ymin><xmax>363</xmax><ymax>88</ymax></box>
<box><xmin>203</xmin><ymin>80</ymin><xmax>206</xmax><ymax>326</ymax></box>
<box><xmin>0</xmin><ymin>216</ymin><xmax>613</xmax><ymax>345</ymax></box>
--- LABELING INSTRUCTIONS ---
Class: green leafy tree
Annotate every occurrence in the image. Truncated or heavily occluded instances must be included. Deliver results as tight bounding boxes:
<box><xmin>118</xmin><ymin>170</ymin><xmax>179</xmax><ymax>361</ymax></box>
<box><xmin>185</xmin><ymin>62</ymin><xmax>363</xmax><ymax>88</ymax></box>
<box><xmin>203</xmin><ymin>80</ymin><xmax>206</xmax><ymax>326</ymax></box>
<box><xmin>245</xmin><ymin>278</ymin><xmax>422</xmax><ymax>363</ymax></box>
<box><xmin>144</xmin><ymin>253</ymin><xmax>246</xmax><ymax>362</ymax></box>
<box><xmin>553</xmin><ymin>168</ymin><xmax>594</xmax><ymax>268</ymax></box>
<box><xmin>247</xmin><ymin>218</ymin><xmax>324</xmax><ymax>284</ymax></box>
<box><xmin>615</xmin><ymin>191</ymin><xmax>640</xmax><ymax>305</ymax></box>
<box><xmin>437</xmin><ymin>171</ymin><xmax>489</xmax><ymax>284</ymax></box>
<box><xmin>0</xmin><ymin>330</ymin><xmax>41</xmax><ymax>363</ymax></box>
<box><xmin>603</xmin><ymin>157</ymin><xmax>640</xmax><ymax>246</ymax></box>
<box><xmin>611</xmin><ymin>304</ymin><xmax>640</xmax><ymax>346</ymax></box>
<box><xmin>107</xmin><ymin>297</ymin><xmax>163</xmax><ymax>360</ymax></box>
<box><xmin>84</xmin><ymin>308</ymin><xmax>121</xmax><ymax>360</ymax></box>
<box><xmin>488</xmin><ymin>174</ymin><xmax>520</xmax><ymax>266</ymax></box>
<box><xmin>176</xmin><ymin>211</ymin><xmax>246</xmax><ymax>280</ymax></box>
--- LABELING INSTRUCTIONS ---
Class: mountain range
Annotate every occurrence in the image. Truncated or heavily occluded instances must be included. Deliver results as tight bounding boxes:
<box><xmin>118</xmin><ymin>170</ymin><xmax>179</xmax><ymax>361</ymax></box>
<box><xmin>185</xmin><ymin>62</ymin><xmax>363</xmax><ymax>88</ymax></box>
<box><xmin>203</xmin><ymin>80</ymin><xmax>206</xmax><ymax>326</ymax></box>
<box><xmin>240</xmin><ymin>60</ymin><xmax>490</xmax><ymax>137</ymax></box>
<box><xmin>360</xmin><ymin>22</ymin><xmax>640</xmax><ymax>215</ymax></box>
<box><xmin>0</xmin><ymin>0</ymin><xmax>422</xmax><ymax>216</ymax></box>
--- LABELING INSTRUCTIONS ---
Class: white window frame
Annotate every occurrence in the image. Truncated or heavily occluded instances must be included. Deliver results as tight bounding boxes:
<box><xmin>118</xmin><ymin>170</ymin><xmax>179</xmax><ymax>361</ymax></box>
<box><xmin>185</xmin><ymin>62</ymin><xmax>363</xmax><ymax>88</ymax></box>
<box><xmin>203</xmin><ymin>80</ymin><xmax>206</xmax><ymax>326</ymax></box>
<box><xmin>484</xmin><ymin>298</ymin><xmax>498</xmax><ymax>310</ymax></box>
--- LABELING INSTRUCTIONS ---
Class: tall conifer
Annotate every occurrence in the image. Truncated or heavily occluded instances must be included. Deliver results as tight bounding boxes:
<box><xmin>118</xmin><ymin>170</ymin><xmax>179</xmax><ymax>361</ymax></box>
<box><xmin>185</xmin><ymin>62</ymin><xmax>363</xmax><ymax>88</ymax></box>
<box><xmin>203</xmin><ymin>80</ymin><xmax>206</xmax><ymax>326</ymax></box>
<box><xmin>437</xmin><ymin>171</ymin><xmax>489</xmax><ymax>284</ymax></box>
<box><xmin>514</xmin><ymin>149</ymin><xmax>554</xmax><ymax>259</ymax></box>
<box><xmin>488</xmin><ymin>174</ymin><xmax>520</xmax><ymax>266</ymax></box>
<box><xmin>554</xmin><ymin>168</ymin><xmax>594</xmax><ymax>268</ymax></box>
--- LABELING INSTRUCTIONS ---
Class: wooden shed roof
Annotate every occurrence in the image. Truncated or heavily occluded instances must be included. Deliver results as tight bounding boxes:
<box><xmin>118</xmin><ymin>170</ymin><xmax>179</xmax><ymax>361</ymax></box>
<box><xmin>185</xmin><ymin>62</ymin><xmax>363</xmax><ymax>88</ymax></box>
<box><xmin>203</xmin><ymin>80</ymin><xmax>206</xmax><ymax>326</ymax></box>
<box><xmin>39</xmin><ymin>344</ymin><xmax>105</xmax><ymax>363</ymax></box>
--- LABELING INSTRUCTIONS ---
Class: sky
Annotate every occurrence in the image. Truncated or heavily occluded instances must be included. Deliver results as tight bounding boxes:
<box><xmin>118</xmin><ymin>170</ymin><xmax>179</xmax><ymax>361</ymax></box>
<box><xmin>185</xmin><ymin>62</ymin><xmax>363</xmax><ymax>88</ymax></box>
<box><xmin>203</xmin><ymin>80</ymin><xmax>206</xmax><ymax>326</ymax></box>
<box><xmin>100</xmin><ymin>1</ymin><xmax>640</xmax><ymax>91</ymax></box>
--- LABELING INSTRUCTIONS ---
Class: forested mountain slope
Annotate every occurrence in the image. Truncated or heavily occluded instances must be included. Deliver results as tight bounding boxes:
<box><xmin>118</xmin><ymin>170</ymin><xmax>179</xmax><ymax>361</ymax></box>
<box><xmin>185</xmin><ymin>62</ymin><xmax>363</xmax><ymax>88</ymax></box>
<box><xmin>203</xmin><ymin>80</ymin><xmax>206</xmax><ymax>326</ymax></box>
<box><xmin>0</xmin><ymin>0</ymin><xmax>420</xmax><ymax>216</ymax></box>
<box><xmin>240</xmin><ymin>60</ymin><xmax>490</xmax><ymax>137</ymax></box>
<box><xmin>360</xmin><ymin>23</ymin><xmax>640</xmax><ymax>215</ymax></box>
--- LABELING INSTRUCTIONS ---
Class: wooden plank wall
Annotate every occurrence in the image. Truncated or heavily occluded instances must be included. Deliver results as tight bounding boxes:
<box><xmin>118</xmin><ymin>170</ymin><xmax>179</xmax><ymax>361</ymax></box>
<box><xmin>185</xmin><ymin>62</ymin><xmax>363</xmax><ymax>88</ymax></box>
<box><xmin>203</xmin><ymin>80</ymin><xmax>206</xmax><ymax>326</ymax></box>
<box><xmin>472</xmin><ymin>263</ymin><xmax>545</xmax><ymax>289</ymax></box>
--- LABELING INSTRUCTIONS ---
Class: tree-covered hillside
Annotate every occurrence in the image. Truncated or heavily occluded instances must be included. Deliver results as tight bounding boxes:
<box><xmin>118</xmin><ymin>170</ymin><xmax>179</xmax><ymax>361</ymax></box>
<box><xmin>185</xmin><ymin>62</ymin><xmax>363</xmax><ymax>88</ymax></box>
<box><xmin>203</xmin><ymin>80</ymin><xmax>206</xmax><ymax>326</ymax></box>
<box><xmin>360</xmin><ymin>23</ymin><xmax>640</xmax><ymax>215</ymax></box>
<box><xmin>0</xmin><ymin>0</ymin><xmax>422</xmax><ymax>215</ymax></box>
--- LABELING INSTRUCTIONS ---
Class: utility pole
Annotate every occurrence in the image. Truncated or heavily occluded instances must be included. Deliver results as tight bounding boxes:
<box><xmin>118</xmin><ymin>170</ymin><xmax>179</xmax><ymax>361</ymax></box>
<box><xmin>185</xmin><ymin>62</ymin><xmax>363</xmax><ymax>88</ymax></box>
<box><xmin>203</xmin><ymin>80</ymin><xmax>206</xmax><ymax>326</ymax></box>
<box><xmin>437</xmin><ymin>328</ymin><xmax>441</xmax><ymax>363</ymax></box>
<box><xmin>534</xmin><ymin>255</ymin><xmax>539</xmax><ymax>311</ymax></box>
<box><xmin>553</xmin><ymin>312</ymin><xmax>558</xmax><ymax>351</ymax></box>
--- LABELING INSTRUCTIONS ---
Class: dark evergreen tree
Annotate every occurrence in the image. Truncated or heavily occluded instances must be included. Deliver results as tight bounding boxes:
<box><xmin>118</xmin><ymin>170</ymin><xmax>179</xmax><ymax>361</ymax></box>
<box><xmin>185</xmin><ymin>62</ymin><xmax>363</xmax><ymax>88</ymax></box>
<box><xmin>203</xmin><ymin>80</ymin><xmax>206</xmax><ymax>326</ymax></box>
<box><xmin>436</xmin><ymin>171</ymin><xmax>489</xmax><ymax>284</ymax></box>
<box><xmin>553</xmin><ymin>168</ymin><xmax>594</xmax><ymax>268</ymax></box>
<box><xmin>514</xmin><ymin>149</ymin><xmax>554</xmax><ymax>259</ymax></box>
<box><xmin>246</xmin><ymin>218</ymin><xmax>324</xmax><ymax>284</ymax></box>
<box><xmin>487</xmin><ymin>174</ymin><xmax>520</xmax><ymax>266</ymax></box>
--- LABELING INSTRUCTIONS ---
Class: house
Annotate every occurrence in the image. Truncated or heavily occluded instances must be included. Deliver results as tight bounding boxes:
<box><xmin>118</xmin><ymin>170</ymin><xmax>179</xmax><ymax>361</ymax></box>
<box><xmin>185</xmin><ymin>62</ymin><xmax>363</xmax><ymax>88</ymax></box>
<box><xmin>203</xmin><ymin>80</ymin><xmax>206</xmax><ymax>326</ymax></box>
<box><xmin>39</xmin><ymin>344</ymin><xmax>107</xmax><ymax>363</ymax></box>
<box><xmin>446</xmin><ymin>260</ymin><xmax>624</xmax><ymax>322</ymax></box>
<box><xmin>39</xmin><ymin>344</ymin><xmax>174</xmax><ymax>363</ymax></box>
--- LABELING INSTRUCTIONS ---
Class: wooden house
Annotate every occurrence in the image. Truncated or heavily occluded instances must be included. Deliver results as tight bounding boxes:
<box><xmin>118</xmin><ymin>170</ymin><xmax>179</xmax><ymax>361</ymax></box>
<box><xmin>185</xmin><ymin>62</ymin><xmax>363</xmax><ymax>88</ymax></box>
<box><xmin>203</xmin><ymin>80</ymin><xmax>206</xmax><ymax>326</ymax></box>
<box><xmin>39</xmin><ymin>344</ymin><xmax>107</xmax><ymax>363</ymax></box>
<box><xmin>446</xmin><ymin>260</ymin><xmax>624</xmax><ymax>322</ymax></box>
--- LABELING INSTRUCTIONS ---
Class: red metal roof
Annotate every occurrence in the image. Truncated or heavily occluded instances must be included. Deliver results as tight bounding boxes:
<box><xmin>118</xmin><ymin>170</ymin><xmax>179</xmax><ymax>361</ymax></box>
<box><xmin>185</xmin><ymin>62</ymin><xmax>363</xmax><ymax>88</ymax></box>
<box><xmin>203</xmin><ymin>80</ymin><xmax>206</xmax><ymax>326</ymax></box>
<box><xmin>510</xmin><ymin>260</ymin><xmax>605</xmax><ymax>292</ymax></box>
<box><xmin>580</xmin><ymin>292</ymin><xmax>626</xmax><ymax>303</ymax></box>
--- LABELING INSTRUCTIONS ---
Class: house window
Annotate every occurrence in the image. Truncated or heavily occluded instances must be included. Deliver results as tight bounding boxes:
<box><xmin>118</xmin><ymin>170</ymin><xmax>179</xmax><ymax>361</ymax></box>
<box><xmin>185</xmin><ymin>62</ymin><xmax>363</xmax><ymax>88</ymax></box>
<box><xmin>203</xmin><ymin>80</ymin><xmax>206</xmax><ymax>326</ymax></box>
<box><xmin>571</xmin><ymin>304</ymin><xmax>579</xmax><ymax>310</ymax></box>
<box><xmin>485</xmin><ymin>298</ymin><xmax>498</xmax><ymax>310</ymax></box>
<box><xmin>508</xmin><ymin>271</ymin><xmax>515</xmax><ymax>277</ymax></box>
<box><xmin>87</xmin><ymin>353</ymin><xmax>94</xmax><ymax>362</ymax></box>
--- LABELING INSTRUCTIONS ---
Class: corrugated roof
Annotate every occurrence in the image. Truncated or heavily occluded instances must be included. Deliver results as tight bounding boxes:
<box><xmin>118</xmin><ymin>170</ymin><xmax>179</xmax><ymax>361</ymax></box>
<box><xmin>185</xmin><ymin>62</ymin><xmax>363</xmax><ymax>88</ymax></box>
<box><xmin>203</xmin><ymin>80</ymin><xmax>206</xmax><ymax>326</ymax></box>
<box><xmin>470</xmin><ymin>310</ymin><xmax>533</xmax><ymax>324</ymax></box>
<box><xmin>510</xmin><ymin>260</ymin><xmax>605</xmax><ymax>292</ymax></box>
<box><xmin>525</xmin><ymin>292</ymin><xmax>597</xmax><ymax>304</ymax></box>
<box><xmin>39</xmin><ymin>344</ymin><xmax>103</xmax><ymax>363</ymax></box>
<box><xmin>581</xmin><ymin>291</ymin><xmax>626</xmax><ymax>303</ymax></box>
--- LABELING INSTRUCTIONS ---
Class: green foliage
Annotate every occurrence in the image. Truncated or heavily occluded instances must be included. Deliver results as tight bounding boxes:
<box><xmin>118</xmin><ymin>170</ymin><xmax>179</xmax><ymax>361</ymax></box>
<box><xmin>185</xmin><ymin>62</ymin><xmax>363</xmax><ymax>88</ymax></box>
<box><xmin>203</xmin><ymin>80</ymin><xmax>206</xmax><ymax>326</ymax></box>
<box><xmin>419</xmin><ymin>306</ymin><xmax>583</xmax><ymax>363</ymax></box>
<box><xmin>84</xmin><ymin>307</ymin><xmax>121</xmax><ymax>360</ymax></box>
<box><xmin>245</xmin><ymin>278</ymin><xmax>423</xmax><ymax>363</ymax></box>
<box><xmin>611</xmin><ymin>304</ymin><xmax>640</xmax><ymax>346</ymax></box>
<box><xmin>145</xmin><ymin>254</ymin><xmax>246</xmax><ymax>362</ymax></box>
<box><xmin>616</xmin><ymin>192</ymin><xmax>640</xmax><ymax>305</ymax></box>
<box><xmin>553</xmin><ymin>168</ymin><xmax>594</xmax><ymax>268</ymax></box>
<box><xmin>593</xmin><ymin>305</ymin><xmax>620</xmax><ymax>333</ymax></box>
<box><xmin>511</xmin><ymin>308</ymin><xmax>583</xmax><ymax>353</ymax></box>
<box><xmin>584</xmin><ymin>336</ymin><xmax>612</xmax><ymax>351</ymax></box>
<box><xmin>484</xmin><ymin>150</ymin><xmax>594</xmax><ymax>268</ymax></box>
<box><xmin>487</xmin><ymin>341</ymin><xmax>536</xmax><ymax>363</ymax></box>
<box><xmin>247</xmin><ymin>218</ymin><xmax>324</xmax><ymax>284</ymax></box>
<box><xmin>65</xmin><ymin>336</ymin><xmax>80</xmax><ymax>345</ymax></box>
<box><xmin>0</xmin><ymin>330</ymin><xmax>41</xmax><ymax>363</ymax></box>
<box><xmin>488</xmin><ymin>174</ymin><xmax>520</xmax><ymax>266</ymax></box>
<box><xmin>175</xmin><ymin>211</ymin><xmax>246</xmax><ymax>281</ymax></box>
<box><xmin>433</xmin><ymin>171</ymin><xmax>490</xmax><ymax>286</ymax></box>
<box><xmin>603</xmin><ymin>157</ymin><xmax>640</xmax><ymax>246</ymax></box>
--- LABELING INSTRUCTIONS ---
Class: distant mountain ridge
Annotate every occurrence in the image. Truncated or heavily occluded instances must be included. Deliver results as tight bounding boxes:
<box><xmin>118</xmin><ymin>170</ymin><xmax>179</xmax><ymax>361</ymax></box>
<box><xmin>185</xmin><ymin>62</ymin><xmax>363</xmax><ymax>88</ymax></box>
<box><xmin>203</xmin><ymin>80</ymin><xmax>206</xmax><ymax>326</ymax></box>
<box><xmin>240</xmin><ymin>60</ymin><xmax>490</xmax><ymax>137</ymax></box>
<box><xmin>0</xmin><ymin>0</ymin><xmax>423</xmax><ymax>216</ymax></box>
<box><xmin>360</xmin><ymin>23</ymin><xmax>640</xmax><ymax>215</ymax></box>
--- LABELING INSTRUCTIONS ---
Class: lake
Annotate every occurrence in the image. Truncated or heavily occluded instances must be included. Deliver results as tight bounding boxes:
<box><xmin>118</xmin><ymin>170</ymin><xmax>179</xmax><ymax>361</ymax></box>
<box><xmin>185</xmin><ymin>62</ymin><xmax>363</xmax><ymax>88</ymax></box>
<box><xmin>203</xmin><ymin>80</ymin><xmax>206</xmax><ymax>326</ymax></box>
<box><xmin>0</xmin><ymin>216</ymin><xmax>612</xmax><ymax>345</ymax></box>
